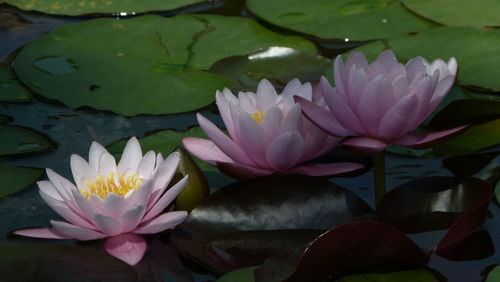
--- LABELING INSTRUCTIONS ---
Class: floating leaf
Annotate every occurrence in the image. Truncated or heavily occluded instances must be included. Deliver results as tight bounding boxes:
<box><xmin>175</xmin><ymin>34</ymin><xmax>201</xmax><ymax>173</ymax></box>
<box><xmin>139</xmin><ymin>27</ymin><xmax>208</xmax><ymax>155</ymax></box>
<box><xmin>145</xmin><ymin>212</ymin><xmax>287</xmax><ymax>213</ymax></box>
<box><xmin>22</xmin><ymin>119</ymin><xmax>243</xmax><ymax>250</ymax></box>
<box><xmin>172</xmin><ymin>147</ymin><xmax>209</xmax><ymax>212</ymax></box>
<box><xmin>107</xmin><ymin>126</ymin><xmax>215</xmax><ymax>172</ymax></box>
<box><xmin>433</xmin><ymin>119</ymin><xmax>500</xmax><ymax>157</ymax></box>
<box><xmin>13</xmin><ymin>14</ymin><xmax>316</xmax><ymax>116</ymax></box>
<box><xmin>442</xmin><ymin>152</ymin><xmax>499</xmax><ymax>178</ymax></box>
<box><xmin>0</xmin><ymin>242</ymin><xmax>136</xmax><ymax>281</ymax></box>
<box><xmin>3</xmin><ymin>0</ymin><xmax>208</xmax><ymax>16</ymax></box>
<box><xmin>171</xmin><ymin>175</ymin><xmax>373</xmax><ymax>273</ymax></box>
<box><xmin>246</xmin><ymin>0</ymin><xmax>434</xmax><ymax>41</ymax></box>
<box><xmin>0</xmin><ymin>65</ymin><xmax>31</xmax><ymax>102</ymax></box>
<box><xmin>351</xmin><ymin>27</ymin><xmax>500</xmax><ymax>91</ymax></box>
<box><xmin>210</xmin><ymin>46</ymin><xmax>330</xmax><ymax>92</ymax></box>
<box><xmin>486</xmin><ymin>266</ymin><xmax>500</xmax><ymax>282</ymax></box>
<box><xmin>377</xmin><ymin>177</ymin><xmax>491</xmax><ymax>235</ymax></box>
<box><xmin>255</xmin><ymin>221</ymin><xmax>428</xmax><ymax>282</ymax></box>
<box><xmin>337</xmin><ymin>269</ymin><xmax>439</xmax><ymax>282</ymax></box>
<box><xmin>402</xmin><ymin>0</ymin><xmax>500</xmax><ymax>27</ymax></box>
<box><xmin>0</xmin><ymin>125</ymin><xmax>52</xmax><ymax>156</ymax></box>
<box><xmin>217</xmin><ymin>266</ymin><xmax>257</xmax><ymax>282</ymax></box>
<box><xmin>0</xmin><ymin>165</ymin><xmax>42</xmax><ymax>198</ymax></box>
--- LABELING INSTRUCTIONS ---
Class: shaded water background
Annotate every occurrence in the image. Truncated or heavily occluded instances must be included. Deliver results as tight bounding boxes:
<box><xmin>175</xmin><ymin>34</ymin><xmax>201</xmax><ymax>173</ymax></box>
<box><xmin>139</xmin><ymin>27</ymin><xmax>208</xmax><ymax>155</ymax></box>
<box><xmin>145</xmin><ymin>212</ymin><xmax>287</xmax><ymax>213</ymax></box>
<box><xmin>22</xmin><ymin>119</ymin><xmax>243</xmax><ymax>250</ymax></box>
<box><xmin>0</xmin><ymin>0</ymin><xmax>499</xmax><ymax>281</ymax></box>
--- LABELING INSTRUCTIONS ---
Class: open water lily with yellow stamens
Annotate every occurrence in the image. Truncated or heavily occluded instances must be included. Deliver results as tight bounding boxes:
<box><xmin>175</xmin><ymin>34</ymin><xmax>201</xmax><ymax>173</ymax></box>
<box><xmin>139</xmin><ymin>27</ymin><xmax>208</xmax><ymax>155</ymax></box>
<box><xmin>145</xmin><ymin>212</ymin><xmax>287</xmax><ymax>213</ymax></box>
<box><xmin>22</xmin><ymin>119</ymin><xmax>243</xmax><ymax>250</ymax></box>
<box><xmin>183</xmin><ymin>79</ymin><xmax>364</xmax><ymax>179</ymax></box>
<box><xmin>15</xmin><ymin>137</ymin><xmax>188</xmax><ymax>265</ymax></box>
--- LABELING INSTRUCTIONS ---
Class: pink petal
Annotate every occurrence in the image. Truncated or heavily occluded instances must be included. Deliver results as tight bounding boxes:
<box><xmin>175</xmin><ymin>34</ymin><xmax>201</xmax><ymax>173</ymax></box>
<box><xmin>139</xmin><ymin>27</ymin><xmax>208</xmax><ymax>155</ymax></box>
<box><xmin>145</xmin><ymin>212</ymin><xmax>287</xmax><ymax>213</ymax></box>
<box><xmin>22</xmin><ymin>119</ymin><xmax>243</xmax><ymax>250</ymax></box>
<box><xmin>238</xmin><ymin>112</ymin><xmax>268</xmax><ymax>167</ymax></box>
<box><xmin>216</xmin><ymin>89</ymin><xmax>238</xmax><ymax>141</ymax></box>
<box><xmin>375</xmin><ymin>50</ymin><xmax>398</xmax><ymax>70</ymax></box>
<box><xmin>256</xmin><ymin>79</ymin><xmax>278</xmax><ymax>110</ymax></box>
<box><xmin>137</xmin><ymin>150</ymin><xmax>156</xmax><ymax>179</ymax></box>
<box><xmin>197</xmin><ymin>113</ymin><xmax>254</xmax><ymax>166</ymax></box>
<box><xmin>346</xmin><ymin>52</ymin><xmax>369</xmax><ymax>70</ymax></box>
<box><xmin>238</xmin><ymin>92</ymin><xmax>258</xmax><ymax>113</ymax></box>
<box><xmin>152</xmin><ymin>151</ymin><xmax>180</xmax><ymax>194</ymax></box>
<box><xmin>357</xmin><ymin>76</ymin><xmax>394</xmax><ymax>136</ymax></box>
<box><xmin>93</xmin><ymin>213</ymin><xmax>123</xmax><ymax>236</ymax></box>
<box><xmin>88</xmin><ymin>141</ymin><xmax>107</xmax><ymax>171</ymax></box>
<box><xmin>377</xmin><ymin>94</ymin><xmax>420</xmax><ymax>140</ymax></box>
<box><xmin>261</xmin><ymin>106</ymin><xmax>283</xmax><ymax>142</ymax></box>
<box><xmin>117</xmin><ymin>137</ymin><xmax>142</xmax><ymax>173</ymax></box>
<box><xmin>71</xmin><ymin>188</ymin><xmax>99</xmax><ymax>223</ymax></box>
<box><xmin>98</xmin><ymin>152</ymin><xmax>118</xmax><ymax>180</ymax></box>
<box><xmin>14</xmin><ymin>227</ymin><xmax>68</xmax><ymax>239</ymax></box>
<box><xmin>120</xmin><ymin>205</ymin><xmax>146</xmax><ymax>233</ymax></box>
<box><xmin>126</xmin><ymin>178</ymin><xmax>154</xmax><ymax>207</ymax></box>
<box><xmin>104</xmin><ymin>233</ymin><xmax>147</xmax><ymax>265</ymax></box>
<box><xmin>341</xmin><ymin>137</ymin><xmax>388</xmax><ymax>155</ymax></box>
<box><xmin>346</xmin><ymin>68</ymin><xmax>368</xmax><ymax>110</ymax></box>
<box><xmin>294</xmin><ymin>96</ymin><xmax>352</xmax><ymax>136</ymax></box>
<box><xmin>301</xmin><ymin>124</ymin><xmax>329</xmax><ymax>160</ymax></box>
<box><xmin>102</xmin><ymin>193</ymin><xmax>129</xmax><ymax>219</ymax></box>
<box><xmin>134</xmin><ymin>211</ymin><xmax>188</xmax><ymax>234</ymax></box>
<box><xmin>323</xmin><ymin>83</ymin><xmax>365</xmax><ymax>134</ymax></box>
<box><xmin>38</xmin><ymin>180</ymin><xmax>62</xmax><ymax>201</ymax></box>
<box><xmin>182</xmin><ymin>137</ymin><xmax>232</xmax><ymax>165</ymax></box>
<box><xmin>39</xmin><ymin>189</ymin><xmax>95</xmax><ymax>230</ymax></box>
<box><xmin>405</xmin><ymin>57</ymin><xmax>426</xmax><ymax>83</ymax></box>
<box><xmin>70</xmin><ymin>154</ymin><xmax>97</xmax><ymax>191</ymax></box>
<box><xmin>216</xmin><ymin>161</ymin><xmax>272</xmax><ymax>179</ymax></box>
<box><xmin>266</xmin><ymin>131</ymin><xmax>304</xmax><ymax>171</ymax></box>
<box><xmin>280</xmin><ymin>104</ymin><xmax>303</xmax><ymax>133</ymax></box>
<box><xmin>287</xmin><ymin>162</ymin><xmax>364</xmax><ymax>176</ymax></box>
<box><xmin>50</xmin><ymin>220</ymin><xmax>107</xmax><ymax>241</ymax></box>
<box><xmin>429</xmin><ymin>75</ymin><xmax>455</xmax><ymax>111</ymax></box>
<box><xmin>333</xmin><ymin>56</ymin><xmax>347</xmax><ymax>97</ymax></box>
<box><xmin>392</xmin><ymin>125</ymin><xmax>467</xmax><ymax>149</ymax></box>
<box><xmin>143</xmin><ymin>175</ymin><xmax>188</xmax><ymax>223</ymax></box>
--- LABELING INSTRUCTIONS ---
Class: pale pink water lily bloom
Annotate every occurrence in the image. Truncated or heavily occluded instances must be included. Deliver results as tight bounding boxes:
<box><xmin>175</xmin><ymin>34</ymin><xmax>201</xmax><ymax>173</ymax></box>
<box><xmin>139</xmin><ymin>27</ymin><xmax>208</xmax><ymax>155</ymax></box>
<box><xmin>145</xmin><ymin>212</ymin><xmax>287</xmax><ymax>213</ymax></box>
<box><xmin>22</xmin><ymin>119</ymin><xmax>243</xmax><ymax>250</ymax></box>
<box><xmin>15</xmin><ymin>137</ymin><xmax>188</xmax><ymax>265</ymax></box>
<box><xmin>296</xmin><ymin>50</ymin><xmax>466</xmax><ymax>154</ymax></box>
<box><xmin>183</xmin><ymin>79</ymin><xmax>363</xmax><ymax>179</ymax></box>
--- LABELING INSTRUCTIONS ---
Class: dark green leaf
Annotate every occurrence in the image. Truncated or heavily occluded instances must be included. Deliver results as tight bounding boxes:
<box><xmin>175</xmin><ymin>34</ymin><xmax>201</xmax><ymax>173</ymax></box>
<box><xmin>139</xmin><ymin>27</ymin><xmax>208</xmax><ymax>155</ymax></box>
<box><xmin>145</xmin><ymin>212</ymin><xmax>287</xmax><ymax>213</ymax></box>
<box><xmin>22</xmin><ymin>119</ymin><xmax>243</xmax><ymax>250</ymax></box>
<box><xmin>402</xmin><ymin>0</ymin><xmax>500</xmax><ymax>27</ymax></box>
<box><xmin>14</xmin><ymin>14</ymin><xmax>316</xmax><ymax>116</ymax></box>
<box><xmin>0</xmin><ymin>65</ymin><xmax>31</xmax><ymax>102</ymax></box>
<box><xmin>217</xmin><ymin>266</ymin><xmax>257</xmax><ymax>282</ymax></box>
<box><xmin>0</xmin><ymin>125</ymin><xmax>52</xmax><ymax>156</ymax></box>
<box><xmin>0</xmin><ymin>165</ymin><xmax>42</xmax><ymax>198</ymax></box>
<box><xmin>3</xmin><ymin>0</ymin><xmax>208</xmax><ymax>16</ymax></box>
<box><xmin>486</xmin><ymin>266</ymin><xmax>500</xmax><ymax>282</ymax></box>
<box><xmin>210</xmin><ymin>46</ymin><xmax>330</xmax><ymax>92</ymax></box>
<box><xmin>246</xmin><ymin>0</ymin><xmax>435</xmax><ymax>41</ymax></box>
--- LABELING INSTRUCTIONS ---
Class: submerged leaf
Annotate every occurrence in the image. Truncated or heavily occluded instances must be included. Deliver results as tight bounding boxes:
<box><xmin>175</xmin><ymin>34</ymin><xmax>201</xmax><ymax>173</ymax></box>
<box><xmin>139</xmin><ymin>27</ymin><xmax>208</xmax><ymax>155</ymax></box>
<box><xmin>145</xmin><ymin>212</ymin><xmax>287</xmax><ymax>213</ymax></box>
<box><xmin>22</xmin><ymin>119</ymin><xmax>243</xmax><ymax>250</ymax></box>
<box><xmin>0</xmin><ymin>125</ymin><xmax>52</xmax><ymax>156</ymax></box>
<box><xmin>0</xmin><ymin>65</ymin><xmax>31</xmax><ymax>102</ymax></box>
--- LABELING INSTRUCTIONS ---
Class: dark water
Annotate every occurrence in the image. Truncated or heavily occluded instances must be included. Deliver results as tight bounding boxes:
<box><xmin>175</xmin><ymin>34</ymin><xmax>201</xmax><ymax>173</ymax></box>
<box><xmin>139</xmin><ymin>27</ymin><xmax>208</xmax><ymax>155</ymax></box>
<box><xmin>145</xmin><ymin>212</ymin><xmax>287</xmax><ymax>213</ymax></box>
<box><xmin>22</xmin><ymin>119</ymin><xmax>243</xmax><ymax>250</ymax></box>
<box><xmin>0</xmin><ymin>1</ymin><xmax>499</xmax><ymax>281</ymax></box>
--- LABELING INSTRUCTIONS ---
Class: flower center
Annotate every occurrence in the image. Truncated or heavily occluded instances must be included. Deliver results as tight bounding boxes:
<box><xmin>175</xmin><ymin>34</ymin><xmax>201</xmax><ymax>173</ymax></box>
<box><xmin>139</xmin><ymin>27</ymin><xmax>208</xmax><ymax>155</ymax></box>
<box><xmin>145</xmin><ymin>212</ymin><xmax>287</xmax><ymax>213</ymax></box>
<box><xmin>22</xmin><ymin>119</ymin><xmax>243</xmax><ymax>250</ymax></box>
<box><xmin>82</xmin><ymin>173</ymin><xmax>143</xmax><ymax>199</ymax></box>
<box><xmin>250</xmin><ymin>110</ymin><xmax>266</xmax><ymax>124</ymax></box>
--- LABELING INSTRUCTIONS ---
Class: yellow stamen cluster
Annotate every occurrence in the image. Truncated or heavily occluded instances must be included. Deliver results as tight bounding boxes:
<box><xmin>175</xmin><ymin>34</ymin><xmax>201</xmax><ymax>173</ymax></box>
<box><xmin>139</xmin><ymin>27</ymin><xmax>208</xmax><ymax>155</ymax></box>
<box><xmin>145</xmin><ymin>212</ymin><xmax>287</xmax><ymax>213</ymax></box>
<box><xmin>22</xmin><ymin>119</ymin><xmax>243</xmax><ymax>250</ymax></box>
<box><xmin>81</xmin><ymin>173</ymin><xmax>143</xmax><ymax>199</ymax></box>
<box><xmin>250</xmin><ymin>110</ymin><xmax>266</xmax><ymax>124</ymax></box>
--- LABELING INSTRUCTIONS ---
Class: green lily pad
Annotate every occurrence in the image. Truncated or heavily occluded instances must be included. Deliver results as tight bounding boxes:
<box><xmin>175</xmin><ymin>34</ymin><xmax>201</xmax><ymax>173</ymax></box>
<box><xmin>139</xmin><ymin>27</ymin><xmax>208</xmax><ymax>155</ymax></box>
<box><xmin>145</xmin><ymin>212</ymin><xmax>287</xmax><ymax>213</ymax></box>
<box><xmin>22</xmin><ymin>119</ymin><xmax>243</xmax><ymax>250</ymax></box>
<box><xmin>246</xmin><ymin>0</ymin><xmax>435</xmax><ymax>41</ymax></box>
<box><xmin>402</xmin><ymin>0</ymin><xmax>500</xmax><ymax>27</ymax></box>
<box><xmin>13</xmin><ymin>14</ymin><xmax>316</xmax><ymax>116</ymax></box>
<box><xmin>217</xmin><ymin>266</ymin><xmax>257</xmax><ymax>282</ymax></box>
<box><xmin>3</xmin><ymin>0</ymin><xmax>208</xmax><ymax>16</ymax></box>
<box><xmin>433</xmin><ymin>119</ymin><xmax>500</xmax><ymax>157</ymax></box>
<box><xmin>0</xmin><ymin>165</ymin><xmax>42</xmax><ymax>198</ymax></box>
<box><xmin>209</xmin><ymin>46</ymin><xmax>331</xmax><ymax>92</ymax></box>
<box><xmin>0</xmin><ymin>125</ymin><xmax>52</xmax><ymax>156</ymax></box>
<box><xmin>0</xmin><ymin>65</ymin><xmax>31</xmax><ymax>102</ymax></box>
<box><xmin>107</xmin><ymin>126</ymin><xmax>215</xmax><ymax>172</ymax></box>
<box><xmin>351</xmin><ymin>26</ymin><xmax>500</xmax><ymax>92</ymax></box>
<box><xmin>337</xmin><ymin>269</ymin><xmax>438</xmax><ymax>282</ymax></box>
<box><xmin>487</xmin><ymin>266</ymin><xmax>500</xmax><ymax>282</ymax></box>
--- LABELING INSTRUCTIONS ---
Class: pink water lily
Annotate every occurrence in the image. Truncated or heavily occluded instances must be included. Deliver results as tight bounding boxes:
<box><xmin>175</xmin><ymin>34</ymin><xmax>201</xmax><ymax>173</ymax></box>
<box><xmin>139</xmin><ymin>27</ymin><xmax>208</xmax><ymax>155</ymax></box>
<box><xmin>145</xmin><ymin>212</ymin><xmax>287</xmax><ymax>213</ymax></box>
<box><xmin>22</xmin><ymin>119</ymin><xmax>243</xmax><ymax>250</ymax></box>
<box><xmin>15</xmin><ymin>137</ymin><xmax>188</xmax><ymax>265</ymax></box>
<box><xmin>296</xmin><ymin>50</ymin><xmax>466</xmax><ymax>154</ymax></box>
<box><xmin>183</xmin><ymin>79</ymin><xmax>363</xmax><ymax>179</ymax></box>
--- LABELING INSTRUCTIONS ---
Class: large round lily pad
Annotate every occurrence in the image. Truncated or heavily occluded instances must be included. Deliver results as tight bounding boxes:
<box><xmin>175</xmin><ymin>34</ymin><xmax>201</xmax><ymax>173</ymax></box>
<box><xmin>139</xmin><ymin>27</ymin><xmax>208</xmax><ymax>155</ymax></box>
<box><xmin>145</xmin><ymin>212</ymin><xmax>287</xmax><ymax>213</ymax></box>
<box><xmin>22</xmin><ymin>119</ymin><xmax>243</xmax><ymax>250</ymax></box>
<box><xmin>402</xmin><ymin>0</ymin><xmax>500</xmax><ymax>27</ymax></box>
<box><xmin>246</xmin><ymin>0</ymin><xmax>435</xmax><ymax>41</ymax></box>
<box><xmin>13</xmin><ymin>14</ymin><xmax>316</xmax><ymax>116</ymax></box>
<box><xmin>3</xmin><ymin>0</ymin><xmax>208</xmax><ymax>16</ymax></box>
<box><xmin>0</xmin><ymin>165</ymin><xmax>42</xmax><ymax>198</ymax></box>
<box><xmin>352</xmin><ymin>26</ymin><xmax>500</xmax><ymax>92</ymax></box>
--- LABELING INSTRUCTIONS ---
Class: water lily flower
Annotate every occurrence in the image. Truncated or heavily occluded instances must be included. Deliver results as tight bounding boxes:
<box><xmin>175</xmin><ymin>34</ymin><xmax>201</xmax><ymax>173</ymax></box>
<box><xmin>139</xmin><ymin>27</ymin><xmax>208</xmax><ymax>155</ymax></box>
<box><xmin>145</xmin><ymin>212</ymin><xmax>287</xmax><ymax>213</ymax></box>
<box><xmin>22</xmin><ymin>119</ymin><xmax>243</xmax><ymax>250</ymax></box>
<box><xmin>296</xmin><ymin>50</ymin><xmax>466</xmax><ymax>154</ymax></box>
<box><xmin>183</xmin><ymin>79</ymin><xmax>363</xmax><ymax>179</ymax></box>
<box><xmin>15</xmin><ymin>137</ymin><xmax>188</xmax><ymax>265</ymax></box>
